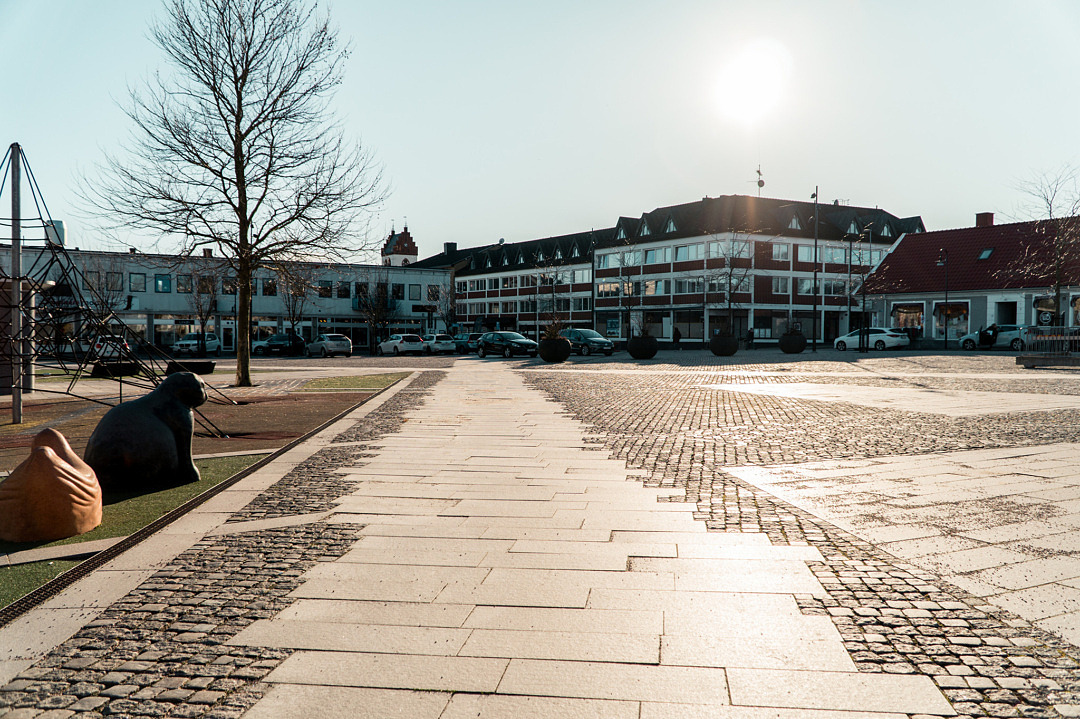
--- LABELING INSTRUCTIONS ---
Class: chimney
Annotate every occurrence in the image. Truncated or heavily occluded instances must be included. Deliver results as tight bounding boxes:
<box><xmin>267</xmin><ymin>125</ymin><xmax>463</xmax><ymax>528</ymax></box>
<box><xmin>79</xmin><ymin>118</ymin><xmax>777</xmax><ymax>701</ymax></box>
<box><xmin>203</xmin><ymin>248</ymin><xmax>213</xmax><ymax>257</ymax></box>
<box><xmin>976</xmin><ymin>212</ymin><xmax>994</xmax><ymax>227</ymax></box>
<box><xmin>444</xmin><ymin>242</ymin><xmax>457</xmax><ymax>255</ymax></box>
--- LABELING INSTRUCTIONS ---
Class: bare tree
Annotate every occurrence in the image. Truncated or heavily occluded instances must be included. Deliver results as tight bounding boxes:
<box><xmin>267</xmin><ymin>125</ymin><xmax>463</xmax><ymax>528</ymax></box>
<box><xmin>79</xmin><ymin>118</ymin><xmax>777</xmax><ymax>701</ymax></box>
<box><xmin>1003</xmin><ymin>166</ymin><xmax>1080</xmax><ymax>325</ymax></box>
<box><xmin>430</xmin><ymin>279</ymin><xmax>456</xmax><ymax>334</ymax></box>
<box><xmin>82</xmin><ymin>0</ymin><xmax>386</xmax><ymax>386</ymax></box>
<box><xmin>353</xmin><ymin>266</ymin><xmax>399</xmax><ymax>353</ymax></box>
<box><xmin>275</xmin><ymin>264</ymin><xmax>319</xmax><ymax>338</ymax></box>
<box><xmin>181</xmin><ymin>261</ymin><xmax>221</xmax><ymax>355</ymax></box>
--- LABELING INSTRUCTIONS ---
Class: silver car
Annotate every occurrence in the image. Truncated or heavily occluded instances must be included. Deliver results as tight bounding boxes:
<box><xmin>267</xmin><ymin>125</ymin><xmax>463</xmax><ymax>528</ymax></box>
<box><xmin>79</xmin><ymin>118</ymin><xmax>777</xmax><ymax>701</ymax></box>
<box><xmin>306</xmin><ymin>333</ymin><xmax>353</xmax><ymax>357</ymax></box>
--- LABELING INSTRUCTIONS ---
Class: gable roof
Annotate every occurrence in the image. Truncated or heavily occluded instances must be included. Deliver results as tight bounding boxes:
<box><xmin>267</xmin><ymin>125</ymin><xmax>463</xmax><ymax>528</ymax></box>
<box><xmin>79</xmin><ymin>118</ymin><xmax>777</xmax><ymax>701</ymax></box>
<box><xmin>595</xmin><ymin>194</ymin><xmax>923</xmax><ymax>249</ymax></box>
<box><xmin>864</xmin><ymin>217</ymin><xmax>1080</xmax><ymax>295</ymax></box>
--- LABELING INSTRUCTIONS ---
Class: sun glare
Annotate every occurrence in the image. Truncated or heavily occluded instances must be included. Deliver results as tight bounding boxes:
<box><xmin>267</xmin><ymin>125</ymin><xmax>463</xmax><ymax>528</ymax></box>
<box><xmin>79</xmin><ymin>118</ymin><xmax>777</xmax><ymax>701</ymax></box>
<box><xmin>714</xmin><ymin>38</ymin><xmax>793</xmax><ymax>129</ymax></box>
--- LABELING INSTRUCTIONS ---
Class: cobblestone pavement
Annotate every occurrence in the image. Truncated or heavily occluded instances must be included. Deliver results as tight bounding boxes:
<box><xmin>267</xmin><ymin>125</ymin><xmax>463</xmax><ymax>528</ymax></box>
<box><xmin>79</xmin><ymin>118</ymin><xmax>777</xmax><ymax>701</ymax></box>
<box><xmin>522</xmin><ymin>351</ymin><xmax>1080</xmax><ymax>719</ymax></box>
<box><xmin>0</xmin><ymin>373</ymin><xmax>445</xmax><ymax>719</ymax></box>
<box><xmin>7</xmin><ymin>354</ymin><xmax>1080</xmax><ymax>718</ymax></box>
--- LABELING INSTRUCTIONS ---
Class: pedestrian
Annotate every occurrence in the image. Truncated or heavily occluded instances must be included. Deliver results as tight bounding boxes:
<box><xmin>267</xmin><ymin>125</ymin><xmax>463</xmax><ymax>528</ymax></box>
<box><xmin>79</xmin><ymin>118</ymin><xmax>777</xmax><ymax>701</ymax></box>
<box><xmin>673</xmin><ymin>326</ymin><xmax>682</xmax><ymax>350</ymax></box>
<box><xmin>746</xmin><ymin>328</ymin><xmax>754</xmax><ymax>349</ymax></box>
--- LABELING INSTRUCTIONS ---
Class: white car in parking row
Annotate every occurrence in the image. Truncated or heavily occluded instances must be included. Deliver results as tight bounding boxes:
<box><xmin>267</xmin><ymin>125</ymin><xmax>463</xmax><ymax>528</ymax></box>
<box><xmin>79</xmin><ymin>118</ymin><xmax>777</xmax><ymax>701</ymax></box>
<box><xmin>833</xmin><ymin>328</ymin><xmax>910</xmax><ymax>351</ymax></box>
<box><xmin>422</xmin><ymin>334</ymin><xmax>456</xmax><ymax>354</ymax></box>
<box><xmin>377</xmin><ymin>334</ymin><xmax>424</xmax><ymax>355</ymax></box>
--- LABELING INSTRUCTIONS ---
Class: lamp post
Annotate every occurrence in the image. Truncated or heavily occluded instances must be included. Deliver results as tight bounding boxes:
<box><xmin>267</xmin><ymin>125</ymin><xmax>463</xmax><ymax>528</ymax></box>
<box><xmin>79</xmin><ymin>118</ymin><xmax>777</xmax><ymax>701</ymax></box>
<box><xmin>937</xmin><ymin>249</ymin><xmax>949</xmax><ymax>349</ymax></box>
<box><xmin>811</xmin><ymin>187</ymin><xmax>819</xmax><ymax>352</ymax></box>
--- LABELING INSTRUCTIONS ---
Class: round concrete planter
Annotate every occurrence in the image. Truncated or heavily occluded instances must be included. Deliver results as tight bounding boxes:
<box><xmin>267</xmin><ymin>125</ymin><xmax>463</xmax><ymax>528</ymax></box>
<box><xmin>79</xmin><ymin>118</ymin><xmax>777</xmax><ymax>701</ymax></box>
<box><xmin>709</xmin><ymin>335</ymin><xmax>740</xmax><ymax>357</ymax></box>
<box><xmin>627</xmin><ymin>335</ymin><xmax>658</xmax><ymax>360</ymax></box>
<box><xmin>538</xmin><ymin>337</ymin><xmax>572</xmax><ymax>363</ymax></box>
<box><xmin>778</xmin><ymin>332</ymin><xmax>807</xmax><ymax>354</ymax></box>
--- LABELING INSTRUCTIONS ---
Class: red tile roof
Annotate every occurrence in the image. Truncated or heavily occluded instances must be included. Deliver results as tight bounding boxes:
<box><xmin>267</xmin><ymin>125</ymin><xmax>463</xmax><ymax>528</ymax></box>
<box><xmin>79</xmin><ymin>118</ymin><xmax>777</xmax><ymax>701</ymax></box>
<box><xmin>865</xmin><ymin>218</ymin><xmax>1080</xmax><ymax>294</ymax></box>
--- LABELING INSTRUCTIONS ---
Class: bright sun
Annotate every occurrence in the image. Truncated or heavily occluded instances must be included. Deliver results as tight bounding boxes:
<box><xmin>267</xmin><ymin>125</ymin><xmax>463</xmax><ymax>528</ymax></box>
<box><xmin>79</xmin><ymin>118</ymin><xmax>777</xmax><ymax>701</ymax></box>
<box><xmin>714</xmin><ymin>38</ymin><xmax>793</xmax><ymax>128</ymax></box>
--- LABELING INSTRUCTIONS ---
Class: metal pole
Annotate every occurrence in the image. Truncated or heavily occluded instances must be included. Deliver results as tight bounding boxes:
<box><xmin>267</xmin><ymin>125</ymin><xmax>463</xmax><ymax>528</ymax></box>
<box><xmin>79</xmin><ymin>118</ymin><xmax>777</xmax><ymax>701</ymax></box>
<box><xmin>943</xmin><ymin>250</ymin><xmax>949</xmax><ymax>350</ymax></box>
<box><xmin>812</xmin><ymin>187</ymin><xmax>818</xmax><ymax>351</ymax></box>
<box><xmin>10</xmin><ymin>143</ymin><xmax>22</xmax><ymax>424</ymax></box>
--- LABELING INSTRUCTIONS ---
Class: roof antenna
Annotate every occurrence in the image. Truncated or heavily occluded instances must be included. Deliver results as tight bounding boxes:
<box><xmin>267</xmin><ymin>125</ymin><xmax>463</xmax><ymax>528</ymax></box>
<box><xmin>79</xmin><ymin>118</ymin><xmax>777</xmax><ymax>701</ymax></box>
<box><xmin>756</xmin><ymin>165</ymin><xmax>765</xmax><ymax>196</ymax></box>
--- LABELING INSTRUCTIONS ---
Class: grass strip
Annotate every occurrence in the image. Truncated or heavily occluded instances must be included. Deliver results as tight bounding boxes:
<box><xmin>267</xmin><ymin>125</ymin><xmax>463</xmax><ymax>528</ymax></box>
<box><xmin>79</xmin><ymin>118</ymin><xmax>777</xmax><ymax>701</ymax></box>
<box><xmin>0</xmin><ymin>454</ymin><xmax>261</xmax><ymax>609</ymax></box>
<box><xmin>302</xmin><ymin>372</ymin><xmax>410</xmax><ymax>391</ymax></box>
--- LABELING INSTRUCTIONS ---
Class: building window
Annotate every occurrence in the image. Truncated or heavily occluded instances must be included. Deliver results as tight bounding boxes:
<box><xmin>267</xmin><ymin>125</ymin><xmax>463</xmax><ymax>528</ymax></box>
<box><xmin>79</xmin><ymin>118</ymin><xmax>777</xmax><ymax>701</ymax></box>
<box><xmin>639</xmin><ymin>222</ymin><xmax>650</xmax><ymax>237</ymax></box>
<box><xmin>456</xmin><ymin>281</ymin><xmax>467</xmax><ymax>293</ymax></box>
<box><xmin>502</xmin><ymin>301</ymin><xmax>517</xmax><ymax>313</ymax></box>
<box><xmin>788</xmin><ymin>215</ymin><xmax>802</xmax><ymax>230</ymax></box>
<box><xmin>129</xmin><ymin>273</ymin><xmax>146</xmax><ymax>293</ymax></box>
<box><xmin>176</xmin><ymin>274</ymin><xmax>193</xmax><ymax>293</ymax></box>
<box><xmin>978</xmin><ymin>248</ymin><xmax>994</xmax><ymax>260</ymax></box>
<box><xmin>263</xmin><ymin>278</ymin><xmax>278</xmax><ymax>296</ymax></box>
<box><xmin>772</xmin><ymin>277</ymin><xmax>789</xmax><ymax>294</ymax></box>
<box><xmin>316</xmin><ymin>280</ymin><xmax>332</xmax><ymax>298</ymax></box>
<box><xmin>643</xmin><ymin>279</ymin><xmax>670</xmax><ymax>296</ymax></box>
<box><xmin>675</xmin><ymin>278</ymin><xmax>704</xmax><ymax>294</ymax></box>
<box><xmin>595</xmin><ymin>253</ymin><xmax>613</xmax><ymax>269</ymax></box>
<box><xmin>354</xmin><ymin>282</ymin><xmax>366</xmax><ymax>297</ymax></box>
<box><xmin>797</xmin><ymin>246</ymin><xmax>816</xmax><ymax>263</ymax></box>
<box><xmin>334</xmin><ymin>281</ymin><xmax>349</xmax><ymax>299</ymax></box>
<box><xmin>572</xmin><ymin>296</ymin><xmax>591</xmax><ymax>311</ymax></box>
<box><xmin>106</xmin><ymin>271</ymin><xmax>123</xmax><ymax>292</ymax></box>
<box><xmin>675</xmin><ymin>244</ymin><xmax>703</xmax><ymax>262</ymax></box>
<box><xmin>644</xmin><ymin>247</ymin><xmax>669</xmax><ymax>264</ymax></box>
<box><xmin>501</xmin><ymin>276</ymin><xmax>517</xmax><ymax>289</ymax></box>
<box><xmin>665</xmin><ymin>218</ymin><xmax>677</xmax><ymax>233</ymax></box>
<box><xmin>198</xmin><ymin>276</ymin><xmax>215</xmax><ymax>294</ymax></box>
<box><xmin>597</xmin><ymin>282</ymin><xmax>620</xmax><ymax>298</ymax></box>
<box><xmin>772</xmin><ymin>244</ymin><xmax>790</xmax><ymax>261</ymax></box>
<box><xmin>427</xmin><ymin>285</ymin><xmax>440</xmax><ymax>301</ymax></box>
<box><xmin>572</xmin><ymin>268</ymin><xmax>592</xmax><ymax>284</ymax></box>
<box><xmin>823</xmin><ymin>246</ymin><xmax>846</xmax><ymax>264</ymax></box>
<box><xmin>392</xmin><ymin>283</ymin><xmax>404</xmax><ymax>300</ymax></box>
<box><xmin>155</xmin><ymin>274</ymin><xmax>172</xmax><ymax>293</ymax></box>
<box><xmin>84</xmin><ymin>270</ymin><xmax>99</xmax><ymax>290</ymax></box>
<box><xmin>732</xmin><ymin>241</ymin><xmax>752</xmax><ymax>259</ymax></box>
<box><xmin>222</xmin><ymin>277</ymin><xmax>237</xmax><ymax>295</ymax></box>
<box><xmin>408</xmin><ymin>284</ymin><xmax>421</xmax><ymax>301</ymax></box>
<box><xmin>488</xmin><ymin>302</ymin><xmax>500</xmax><ymax>313</ymax></box>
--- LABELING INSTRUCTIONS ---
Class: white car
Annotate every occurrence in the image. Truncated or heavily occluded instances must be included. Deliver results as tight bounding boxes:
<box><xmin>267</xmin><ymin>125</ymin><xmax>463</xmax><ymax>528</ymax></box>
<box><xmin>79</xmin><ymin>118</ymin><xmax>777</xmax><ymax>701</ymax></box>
<box><xmin>306</xmin><ymin>333</ymin><xmax>353</xmax><ymax>357</ymax></box>
<box><xmin>376</xmin><ymin>334</ymin><xmax>424</xmax><ymax>356</ymax></box>
<box><xmin>87</xmin><ymin>334</ymin><xmax>131</xmax><ymax>359</ymax></box>
<box><xmin>172</xmin><ymin>332</ymin><xmax>222</xmax><ymax>356</ymax></box>
<box><xmin>421</xmin><ymin>333</ymin><xmax>455</xmax><ymax>354</ymax></box>
<box><xmin>959</xmin><ymin>324</ymin><xmax>1030</xmax><ymax>351</ymax></box>
<box><xmin>834</xmin><ymin>328</ymin><xmax>910</xmax><ymax>351</ymax></box>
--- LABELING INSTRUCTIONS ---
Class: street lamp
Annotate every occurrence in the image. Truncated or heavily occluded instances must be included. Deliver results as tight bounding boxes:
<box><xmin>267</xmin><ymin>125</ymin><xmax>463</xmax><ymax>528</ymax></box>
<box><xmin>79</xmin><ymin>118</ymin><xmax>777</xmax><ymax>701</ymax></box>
<box><xmin>937</xmin><ymin>249</ymin><xmax>949</xmax><ymax>349</ymax></box>
<box><xmin>811</xmin><ymin>187</ymin><xmax>819</xmax><ymax>352</ymax></box>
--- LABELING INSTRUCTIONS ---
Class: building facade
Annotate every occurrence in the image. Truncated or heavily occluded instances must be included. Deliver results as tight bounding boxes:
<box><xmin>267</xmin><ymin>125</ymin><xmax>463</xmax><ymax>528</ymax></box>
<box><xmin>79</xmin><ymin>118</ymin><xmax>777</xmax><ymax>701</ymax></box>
<box><xmin>419</xmin><ymin>194</ymin><xmax>925</xmax><ymax>345</ymax></box>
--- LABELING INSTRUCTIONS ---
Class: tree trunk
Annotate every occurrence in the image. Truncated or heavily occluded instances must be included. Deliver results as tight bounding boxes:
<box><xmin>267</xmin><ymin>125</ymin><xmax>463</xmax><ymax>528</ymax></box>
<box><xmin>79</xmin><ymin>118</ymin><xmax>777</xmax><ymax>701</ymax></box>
<box><xmin>236</xmin><ymin>255</ymin><xmax>253</xmax><ymax>386</ymax></box>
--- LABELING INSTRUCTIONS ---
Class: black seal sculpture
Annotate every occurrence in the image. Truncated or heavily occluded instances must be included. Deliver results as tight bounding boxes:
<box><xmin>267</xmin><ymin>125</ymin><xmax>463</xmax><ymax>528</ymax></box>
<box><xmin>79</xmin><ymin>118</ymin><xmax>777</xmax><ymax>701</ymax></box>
<box><xmin>85</xmin><ymin>372</ymin><xmax>208</xmax><ymax>493</ymax></box>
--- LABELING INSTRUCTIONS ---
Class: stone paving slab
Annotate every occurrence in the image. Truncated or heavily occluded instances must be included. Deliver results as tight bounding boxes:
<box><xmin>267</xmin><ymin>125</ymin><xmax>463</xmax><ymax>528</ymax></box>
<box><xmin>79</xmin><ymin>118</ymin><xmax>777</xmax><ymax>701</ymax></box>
<box><xmin>230</xmin><ymin>363</ymin><xmax>956</xmax><ymax>717</ymax></box>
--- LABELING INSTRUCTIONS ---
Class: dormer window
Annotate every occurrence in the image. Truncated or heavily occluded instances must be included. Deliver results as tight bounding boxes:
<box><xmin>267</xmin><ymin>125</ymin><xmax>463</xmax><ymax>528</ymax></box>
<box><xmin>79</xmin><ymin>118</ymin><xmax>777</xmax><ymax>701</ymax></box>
<box><xmin>616</xmin><ymin>227</ymin><xmax>626</xmax><ymax>240</ymax></box>
<box><xmin>555</xmin><ymin>248</ymin><xmax>563</xmax><ymax>259</ymax></box>
<box><xmin>881</xmin><ymin>225</ymin><xmax>892</xmax><ymax>237</ymax></box>
<box><xmin>536</xmin><ymin>250</ymin><xmax>544</xmax><ymax>262</ymax></box>
<box><xmin>518</xmin><ymin>252</ymin><xmax>525</xmax><ymax>264</ymax></box>
<box><xmin>665</xmin><ymin>218</ymin><xmax>677</xmax><ymax>233</ymax></box>
<box><xmin>485</xmin><ymin>257</ymin><xmax>492</xmax><ymax>268</ymax></box>
<box><xmin>847</xmin><ymin>221</ymin><xmax>858</xmax><ymax>234</ymax></box>
<box><xmin>639</xmin><ymin>223</ymin><xmax>650</xmax><ymax>237</ymax></box>
<box><xmin>571</xmin><ymin>245</ymin><xmax>580</xmax><ymax>257</ymax></box>
<box><xmin>788</xmin><ymin>216</ymin><xmax>802</xmax><ymax>230</ymax></box>
<box><xmin>502</xmin><ymin>255</ymin><xmax>509</xmax><ymax>266</ymax></box>
<box><xmin>977</xmin><ymin>247</ymin><xmax>994</xmax><ymax>260</ymax></box>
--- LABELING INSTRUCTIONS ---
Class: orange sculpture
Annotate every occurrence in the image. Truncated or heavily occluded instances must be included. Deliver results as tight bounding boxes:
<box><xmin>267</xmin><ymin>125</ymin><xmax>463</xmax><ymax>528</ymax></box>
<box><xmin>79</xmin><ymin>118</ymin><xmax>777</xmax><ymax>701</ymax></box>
<box><xmin>0</xmin><ymin>428</ymin><xmax>102</xmax><ymax>543</ymax></box>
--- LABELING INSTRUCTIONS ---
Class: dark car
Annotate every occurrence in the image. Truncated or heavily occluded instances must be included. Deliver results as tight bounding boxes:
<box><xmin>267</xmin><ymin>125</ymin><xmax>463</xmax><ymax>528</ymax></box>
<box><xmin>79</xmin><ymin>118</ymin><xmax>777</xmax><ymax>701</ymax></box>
<box><xmin>253</xmin><ymin>332</ymin><xmax>305</xmax><ymax>356</ymax></box>
<box><xmin>559</xmin><ymin>328</ymin><xmax>615</xmax><ymax>356</ymax></box>
<box><xmin>453</xmin><ymin>332</ymin><xmax>484</xmax><ymax>354</ymax></box>
<box><xmin>477</xmin><ymin>331</ymin><xmax>539</xmax><ymax>358</ymax></box>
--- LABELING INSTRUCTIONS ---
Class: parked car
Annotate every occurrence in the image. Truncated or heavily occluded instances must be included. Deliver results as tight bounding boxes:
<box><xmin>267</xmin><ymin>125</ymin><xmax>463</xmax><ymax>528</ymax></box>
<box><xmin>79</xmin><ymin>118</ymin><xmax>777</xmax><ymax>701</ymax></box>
<box><xmin>834</xmin><ymin>328</ymin><xmax>910</xmax><ymax>351</ymax></box>
<box><xmin>477</xmin><ymin>331</ymin><xmax>539</xmax><ymax>358</ymax></box>
<box><xmin>377</xmin><ymin>334</ymin><xmax>424</xmax><ymax>356</ymax></box>
<box><xmin>453</xmin><ymin>333</ymin><xmax>483</xmax><ymax>354</ymax></box>
<box><xmin>171</xmin><ymin>332</ymin><xmax>222</xmax><ymax>356</ymax></box>
<box><xmin>422</xmin><ymin>333</ymin><xmax>456</xmax><ymax>354</ymax></box>
<box><xmin>306</xmin><ymin>333</ymin><xmax>353</xmax><ymax>358</ymax></box>
<box><xmin>559</xmin><ymin>328</ymin><xmax>615</xmax><ymax>356</ymax></box>
<box><xmin>959</xmin><ymin>324</ymin><xmax>1030</xmax><ymax>351</ymax></box>
<box><xmin>253</xmin><ymin>333</ymin><xmax>305</xmax><ymax>356</ymax></box>
<box><xmin>89</xmin><ymin>334</ymin><xmax>131</xmax><ymax>359</ymax></box>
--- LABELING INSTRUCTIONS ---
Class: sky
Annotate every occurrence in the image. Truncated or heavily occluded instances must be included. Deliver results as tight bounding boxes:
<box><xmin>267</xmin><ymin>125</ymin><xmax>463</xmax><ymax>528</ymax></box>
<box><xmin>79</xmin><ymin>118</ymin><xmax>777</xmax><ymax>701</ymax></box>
<box><xmin>2</xmin><ymin>0</ymin><xmax>1080</xmax><ymax>261</ymax></box>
